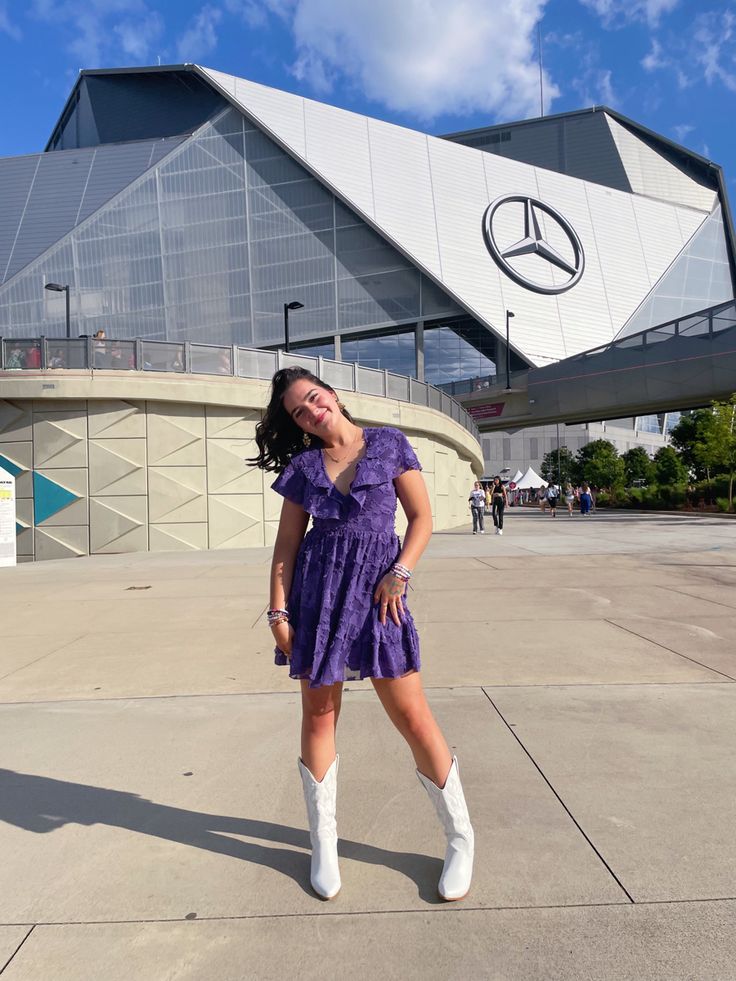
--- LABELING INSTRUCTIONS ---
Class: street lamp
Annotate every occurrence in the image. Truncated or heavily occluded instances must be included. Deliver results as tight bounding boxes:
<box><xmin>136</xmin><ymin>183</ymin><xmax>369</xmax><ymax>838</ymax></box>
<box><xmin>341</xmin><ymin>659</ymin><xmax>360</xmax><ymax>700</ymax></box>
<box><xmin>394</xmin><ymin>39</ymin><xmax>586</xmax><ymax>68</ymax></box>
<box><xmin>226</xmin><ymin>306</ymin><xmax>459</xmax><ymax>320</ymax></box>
<box><xmin>283</xmin><ymin>300</ymin><xmax>304</xmax><ymax>353</ymax></box>
<box><xmin>45</xmin><ymin>282</ymin><xmax>71</xmax><ymax>339</ymax></box>
<box><xmin>505</xmin><ymin>309</ymin><xmax>515</xmax><ymax>390</ymax></box>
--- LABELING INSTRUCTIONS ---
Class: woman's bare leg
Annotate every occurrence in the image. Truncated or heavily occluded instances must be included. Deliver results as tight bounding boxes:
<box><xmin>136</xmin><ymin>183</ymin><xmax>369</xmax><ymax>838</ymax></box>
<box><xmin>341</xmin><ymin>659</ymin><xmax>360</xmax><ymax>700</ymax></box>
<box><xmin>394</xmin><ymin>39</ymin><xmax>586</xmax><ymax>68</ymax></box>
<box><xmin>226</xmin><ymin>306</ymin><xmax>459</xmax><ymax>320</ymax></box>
<box><xmin>300</xmin><ymin>680</ymin><xmax>343</xmax><ymax>781</ymax></box>
<box><xmin>371</xmin><ymin>672</ymin><xmax>452</xmax><ymax>786</ymax></box>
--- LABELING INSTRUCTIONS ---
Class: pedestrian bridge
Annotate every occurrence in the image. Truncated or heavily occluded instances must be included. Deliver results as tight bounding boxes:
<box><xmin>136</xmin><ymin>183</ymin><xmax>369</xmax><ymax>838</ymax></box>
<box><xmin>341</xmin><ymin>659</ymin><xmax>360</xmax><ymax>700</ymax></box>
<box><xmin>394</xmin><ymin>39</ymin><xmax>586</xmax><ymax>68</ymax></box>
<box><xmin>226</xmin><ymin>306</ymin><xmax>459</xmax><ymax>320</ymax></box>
<box><xmin>456</xmin><ymin>300</ymin><xmax>736</xmax><ymax>432</ymax></box>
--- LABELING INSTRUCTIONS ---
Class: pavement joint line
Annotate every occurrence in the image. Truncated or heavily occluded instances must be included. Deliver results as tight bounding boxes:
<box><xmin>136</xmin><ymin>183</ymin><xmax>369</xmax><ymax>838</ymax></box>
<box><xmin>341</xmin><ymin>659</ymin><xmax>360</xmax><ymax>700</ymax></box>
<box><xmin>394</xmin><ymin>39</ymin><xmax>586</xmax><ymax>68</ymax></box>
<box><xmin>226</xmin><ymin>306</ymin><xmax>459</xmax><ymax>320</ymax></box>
<box><xmin>658</xmin><ymin>583</ymin><xmax>736</xmax><ymax>612</ymax></box>
<box><xmin>2</xmin><ymin>679</ymin><xmax>736</xmax><ymax>709</ymax></box>
<box><xmin>480</xmin><ymin>688</ymin><xmax>636</xmax><ymax>905</ymax></box>
<box><xmin>0</xmin><ymin>634</ymin><xmax>88</xmax><ymax>685</ymax></box>
<box><xmin>0</xmin><ymin>926</ymin><xmax>34</xmax><ymax>976</ymax></box>
<box><xmin>6</xmin><ymin>895</ymin><xmax>736</xmax><ymax>930</ymax></box>
<box><xmin>605</xmin><ymin>619</ymin><xmax>736</xmax><ymax>683</ymax></box>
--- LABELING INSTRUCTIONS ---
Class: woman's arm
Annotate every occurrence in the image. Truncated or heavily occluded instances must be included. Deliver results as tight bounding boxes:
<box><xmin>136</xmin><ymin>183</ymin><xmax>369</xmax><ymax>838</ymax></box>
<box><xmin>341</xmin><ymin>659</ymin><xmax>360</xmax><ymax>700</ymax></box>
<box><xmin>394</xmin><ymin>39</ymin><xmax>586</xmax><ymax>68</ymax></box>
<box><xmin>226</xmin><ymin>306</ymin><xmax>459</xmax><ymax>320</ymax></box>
<box><xmin>373</xmin><ymin>469</ymin><xmax>432</xmax><ymax>626</ymax></box>
<box><xmin>269</xmin><ymin>499</ymin><xmax>309</xmax><ymax>653</ymax></box>
<box><xmin>394</xmin><ymin>468</ymin><xmax>433</xmax><ymax>570</ymax></box>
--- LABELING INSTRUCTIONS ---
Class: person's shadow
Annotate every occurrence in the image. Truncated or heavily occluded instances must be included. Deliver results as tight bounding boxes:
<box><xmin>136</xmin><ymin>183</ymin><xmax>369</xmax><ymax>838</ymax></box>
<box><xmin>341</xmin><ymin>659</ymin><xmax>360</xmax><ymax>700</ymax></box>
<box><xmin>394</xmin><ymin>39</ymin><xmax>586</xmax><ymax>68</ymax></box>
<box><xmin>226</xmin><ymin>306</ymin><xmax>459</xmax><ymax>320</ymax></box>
<box><xmin>0</xmin><ymin>769</ymin><xmax>443</xmax><ymax>903</ymax></box>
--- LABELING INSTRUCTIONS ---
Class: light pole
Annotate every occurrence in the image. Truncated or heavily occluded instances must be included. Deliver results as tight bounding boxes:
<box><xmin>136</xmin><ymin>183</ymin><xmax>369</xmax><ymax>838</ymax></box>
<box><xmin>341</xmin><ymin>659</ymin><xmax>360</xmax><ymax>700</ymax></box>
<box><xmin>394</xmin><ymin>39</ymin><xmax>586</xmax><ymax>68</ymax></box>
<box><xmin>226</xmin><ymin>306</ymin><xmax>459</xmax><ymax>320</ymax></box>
<box><xmin>283</xmin><ymin>300</ymin><xmax>304</xmax><ymax>353</ymax></box>
<box><xmin>505</xmin><ymin>309</ymin><xmax>515</xmax><ymax>390</ymax></box>
<box><xmin>45</xmin><ymin>282</ymin><xmax>71</xmax><ymax>339</ymax></box>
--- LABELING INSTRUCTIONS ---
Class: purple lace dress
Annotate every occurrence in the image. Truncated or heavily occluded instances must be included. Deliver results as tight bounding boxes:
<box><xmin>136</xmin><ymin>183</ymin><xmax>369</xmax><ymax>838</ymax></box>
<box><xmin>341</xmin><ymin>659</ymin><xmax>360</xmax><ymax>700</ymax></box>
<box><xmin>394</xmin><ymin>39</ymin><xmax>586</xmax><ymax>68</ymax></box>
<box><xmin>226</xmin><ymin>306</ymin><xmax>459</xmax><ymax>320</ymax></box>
<box><xmin>271</xmin><ymin>426</ymin><xmax>423</xmax><ymax>688</ymax></box>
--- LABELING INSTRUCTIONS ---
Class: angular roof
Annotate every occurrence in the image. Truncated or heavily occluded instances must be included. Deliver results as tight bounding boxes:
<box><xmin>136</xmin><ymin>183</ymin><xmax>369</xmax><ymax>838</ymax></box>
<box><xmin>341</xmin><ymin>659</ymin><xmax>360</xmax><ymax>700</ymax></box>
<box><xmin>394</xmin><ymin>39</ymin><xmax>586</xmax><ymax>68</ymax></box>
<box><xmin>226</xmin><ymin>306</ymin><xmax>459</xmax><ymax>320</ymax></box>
<box><xmin>197</xmin><ymin>65</ymin><xmax>720</xmax><ymax>366</ymax></box>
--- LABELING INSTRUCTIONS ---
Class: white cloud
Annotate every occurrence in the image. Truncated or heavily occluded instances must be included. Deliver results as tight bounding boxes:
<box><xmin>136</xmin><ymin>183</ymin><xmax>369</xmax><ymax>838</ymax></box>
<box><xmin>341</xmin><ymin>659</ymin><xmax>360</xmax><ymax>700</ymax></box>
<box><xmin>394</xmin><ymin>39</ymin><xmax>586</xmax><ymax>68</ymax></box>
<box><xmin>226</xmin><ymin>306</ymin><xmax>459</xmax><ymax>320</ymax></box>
<box><xmin>114</xmin><ymin>12</ymin><xmax>164</xmax><ymax>61</ymax></box>
<box><xmin>693</xmin><ymin>9</ymin><xmax>736</xmax><ymax>92</ymax></box>
<box><xmin>546</xmin><ymin>30</ymin><xmax>619</xmax><ymax>108</ymax></box>
<box><xmin>176</xmin><ymin>5</ymin><xmax>223</xmax><ymax>62</ymax></box>
<box><xmin>248</xmin><ymin>0</ymin><xmax>559</xmax><ymax>122</ymax></box>
<box><xmin>641</xmin><ymin>39</ymin><xmax>668</xmax><ymax>71</ymax></box>
<box><xmin>572</xmin><ymin>66</ymin><xmax>620</xmax><ymax>108</ymax></box>
<box><xmin>30</xmin><ymin>0</ymin><xmax>163</xmax><ymax>66</ymax></box>
<box><xmin>640</xmin><ymin>9</ymin><xmax>736</xmax><ymax>94</ymax></box>
<box><xmin>224</xmin><ymin>0</ymin><xmax>293</xmax><ymax>27</ymax></box>
<box><xmin>580</xmin><ymin>0</ymin><xmax>679</xmax><ymax>28</ymax></box>
<box><xmin>0</xmin><ymin>4</ymin><xmax>22</xmax><ymax>41</ymax></box>
<box><xmin>672</xmin><ymin>123</ymin><xmax>694</xmax><ymax>144</ymax></box>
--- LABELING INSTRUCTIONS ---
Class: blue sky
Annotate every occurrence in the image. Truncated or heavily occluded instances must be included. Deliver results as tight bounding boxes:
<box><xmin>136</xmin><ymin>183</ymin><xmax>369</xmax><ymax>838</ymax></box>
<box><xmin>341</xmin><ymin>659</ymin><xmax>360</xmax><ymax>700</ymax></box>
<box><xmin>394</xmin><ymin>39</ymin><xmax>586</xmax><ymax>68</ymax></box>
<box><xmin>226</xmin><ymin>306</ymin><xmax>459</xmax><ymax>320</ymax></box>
<box><xmin>0</xmin><ymin>0</ymin><xmax>734</xmax><ymax>192</ymax></box>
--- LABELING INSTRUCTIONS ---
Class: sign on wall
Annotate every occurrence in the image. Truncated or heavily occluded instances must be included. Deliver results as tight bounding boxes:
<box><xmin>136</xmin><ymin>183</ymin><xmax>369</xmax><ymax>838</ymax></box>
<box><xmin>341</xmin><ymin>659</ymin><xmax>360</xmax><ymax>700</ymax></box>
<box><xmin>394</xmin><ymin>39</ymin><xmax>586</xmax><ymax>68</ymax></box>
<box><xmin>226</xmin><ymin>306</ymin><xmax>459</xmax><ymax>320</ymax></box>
<box><xmin>0</xmin><ymin>469</ymin><xmax>16</xmax><ymax>568</ymax></box>
<box><xmin>467</xmin><ymin>402</ymin><xmax>505</xmax><ymax>421</ymax></box>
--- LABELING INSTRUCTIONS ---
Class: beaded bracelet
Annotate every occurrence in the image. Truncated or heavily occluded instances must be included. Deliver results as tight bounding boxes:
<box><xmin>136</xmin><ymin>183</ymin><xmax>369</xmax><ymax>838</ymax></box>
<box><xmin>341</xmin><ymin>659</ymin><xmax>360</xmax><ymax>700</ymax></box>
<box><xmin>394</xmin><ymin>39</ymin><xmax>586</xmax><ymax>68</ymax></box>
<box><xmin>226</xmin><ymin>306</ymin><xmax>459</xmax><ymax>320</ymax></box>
<box><xmin>390</xmin><ymin>563</ymin><xmax>412</xmax><ymax>582</ymax></box>
<box><xmin>267</xmin><ymin>608</ymin><xmax>289</xmax><ymax>627</ymax></box>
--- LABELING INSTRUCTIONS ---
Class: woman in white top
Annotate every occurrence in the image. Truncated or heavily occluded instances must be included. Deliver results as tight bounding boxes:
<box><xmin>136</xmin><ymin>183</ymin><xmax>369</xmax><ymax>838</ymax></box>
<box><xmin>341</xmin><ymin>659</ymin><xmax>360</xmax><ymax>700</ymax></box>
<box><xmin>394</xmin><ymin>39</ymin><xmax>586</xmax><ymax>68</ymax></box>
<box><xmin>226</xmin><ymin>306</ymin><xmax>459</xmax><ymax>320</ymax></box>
<box><xmin>468</xmin><ymin>481</ymin><xmax>486</xmax><ymax>534</ymax></box>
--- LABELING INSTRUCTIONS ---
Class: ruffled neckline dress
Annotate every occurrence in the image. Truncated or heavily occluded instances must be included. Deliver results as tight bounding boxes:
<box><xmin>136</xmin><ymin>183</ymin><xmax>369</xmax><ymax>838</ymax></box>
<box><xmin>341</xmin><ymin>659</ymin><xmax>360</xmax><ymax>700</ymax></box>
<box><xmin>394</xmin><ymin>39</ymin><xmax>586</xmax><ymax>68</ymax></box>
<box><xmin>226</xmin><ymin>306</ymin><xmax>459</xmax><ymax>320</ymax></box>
<box><xmin>271</xmin><ymin>426</ymin><xmax>423</xmax><ymax>688</ymax></box>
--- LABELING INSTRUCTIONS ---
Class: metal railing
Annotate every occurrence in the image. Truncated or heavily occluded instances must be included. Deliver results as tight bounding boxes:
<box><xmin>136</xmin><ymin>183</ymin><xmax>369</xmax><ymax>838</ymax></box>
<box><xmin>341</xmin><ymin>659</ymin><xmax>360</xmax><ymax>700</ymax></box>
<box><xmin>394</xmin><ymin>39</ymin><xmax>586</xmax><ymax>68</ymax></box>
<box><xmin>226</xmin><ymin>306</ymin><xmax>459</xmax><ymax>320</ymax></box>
<box><xmin>438</xmin><ymin>299</ymin><xmax>736</xmax><ymax>397</ymax></box>
<box><xmin>563</xmin><ymin>299</ymin><xmax>736</xmax><ymax>365</ymax></box>
<box><xmin>0</xmin><ymin>335</ymin><xmax>480</xmax><ymax>440</ymax></box>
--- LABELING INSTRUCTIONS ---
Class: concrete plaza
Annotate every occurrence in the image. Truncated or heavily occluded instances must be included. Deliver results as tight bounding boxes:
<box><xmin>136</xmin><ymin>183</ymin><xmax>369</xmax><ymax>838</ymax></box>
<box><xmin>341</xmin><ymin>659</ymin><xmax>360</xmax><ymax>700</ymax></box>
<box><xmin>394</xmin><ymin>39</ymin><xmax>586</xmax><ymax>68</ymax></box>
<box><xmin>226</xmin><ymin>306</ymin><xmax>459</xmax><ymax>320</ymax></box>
<box><xmin>1</xmin><ymin>508</ymin><xmax>736</xmax><ymax>980</ymax></box>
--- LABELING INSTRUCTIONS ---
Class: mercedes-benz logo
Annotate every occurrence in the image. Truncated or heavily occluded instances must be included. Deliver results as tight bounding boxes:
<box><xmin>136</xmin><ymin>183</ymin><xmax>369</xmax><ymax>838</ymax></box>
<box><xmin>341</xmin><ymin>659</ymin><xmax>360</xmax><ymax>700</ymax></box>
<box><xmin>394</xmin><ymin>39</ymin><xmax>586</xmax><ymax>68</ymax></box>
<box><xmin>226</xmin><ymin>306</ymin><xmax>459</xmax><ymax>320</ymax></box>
<box><xmin>483</xmin><ymin>194</ymin><xmax>585</xmax><ymax>295</ymax></box>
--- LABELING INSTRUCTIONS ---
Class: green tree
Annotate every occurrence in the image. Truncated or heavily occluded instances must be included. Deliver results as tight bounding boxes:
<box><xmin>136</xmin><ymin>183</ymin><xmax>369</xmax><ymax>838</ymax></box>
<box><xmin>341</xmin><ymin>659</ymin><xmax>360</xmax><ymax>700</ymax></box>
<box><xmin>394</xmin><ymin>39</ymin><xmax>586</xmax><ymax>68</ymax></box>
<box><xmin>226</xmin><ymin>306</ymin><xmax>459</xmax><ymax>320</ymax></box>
<box><xmin>653</xmin><ymin>446</ymin><xmax>688</xmax><ymax>485</ymax></box>
<box><xmin>701</xmin><ymin>396</ymin><xmax>736</xmax><ymax>509</ymax></box>
<box><xmin>622</xmin><ymin>446</ymin><xmax>655</xmax><ymax>485</ymax></box>
<box><xmin>540</xmin><ymin>446</ymin><xmax>577</xmax><ymax>486</ymax></box>
<box><xmin>576</xmin><ymin>439</ymin><xmax>625</xmax><ymax>493</ymax></box>
<box><xmin>669</xmin><ymin>409</ymin><xmax>717</xmax><ymax>480</ymax></box>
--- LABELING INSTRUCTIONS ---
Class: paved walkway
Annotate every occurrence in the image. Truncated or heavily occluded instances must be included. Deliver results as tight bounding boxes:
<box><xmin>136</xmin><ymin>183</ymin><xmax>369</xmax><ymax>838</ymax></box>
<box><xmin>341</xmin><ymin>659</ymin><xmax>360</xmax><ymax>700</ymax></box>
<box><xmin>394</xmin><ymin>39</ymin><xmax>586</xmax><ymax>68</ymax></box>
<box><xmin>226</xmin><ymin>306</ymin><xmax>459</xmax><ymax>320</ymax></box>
<box><xmin>1</xmin><ymin>509</ymin><xmax>736</xmax><ymax>980</ymax></box>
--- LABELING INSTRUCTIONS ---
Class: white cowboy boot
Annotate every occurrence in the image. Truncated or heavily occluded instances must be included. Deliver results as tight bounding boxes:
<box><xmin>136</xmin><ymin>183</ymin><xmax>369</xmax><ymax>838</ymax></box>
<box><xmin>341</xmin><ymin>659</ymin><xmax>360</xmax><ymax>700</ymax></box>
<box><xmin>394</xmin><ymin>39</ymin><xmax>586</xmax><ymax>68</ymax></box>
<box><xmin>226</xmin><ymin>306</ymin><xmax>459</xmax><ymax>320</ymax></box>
<box><xmin>417</xmin><ymin>756</ymin><xmax>474</xmax><ymax>901</ymax></box>
<box><xmin>298</xmin><ymin>755</ymin><xmax>341</xmax><ymax>899</ymax></box>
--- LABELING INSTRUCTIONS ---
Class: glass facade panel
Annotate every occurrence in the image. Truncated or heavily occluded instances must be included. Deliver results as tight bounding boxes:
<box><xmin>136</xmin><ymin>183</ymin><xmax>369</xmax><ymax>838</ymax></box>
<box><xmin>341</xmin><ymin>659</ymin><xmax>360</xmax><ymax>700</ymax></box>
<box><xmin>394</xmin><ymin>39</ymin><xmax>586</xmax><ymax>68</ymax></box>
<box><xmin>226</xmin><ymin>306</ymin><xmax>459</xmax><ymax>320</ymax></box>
<box><xmin>342</xmin><ymin>330</ymin><xmax>416</xmax><ymax>376</ymax></box>
<box><xmin>424</xmin><ymin>322</ymin><xmax>498</xmax><ymax>386</ymax></box>
<box><xmin>0</xmin><ymin>102</ymin><xmax>477</xmax><ymax>370</ymax></box>
<box><xmin>293</xmin><ymin>339</ymin><xmax>335</xmax><ymax>359</ymax></box>
<box><xmin>620</xmin><ymin>206</ymin><xmax>734</xmax><ymax>337</ymax></box>
<box><xmin>636</xmin><ymin>414</ymin><xmax>664</xmax><ymax>434</ymax></box>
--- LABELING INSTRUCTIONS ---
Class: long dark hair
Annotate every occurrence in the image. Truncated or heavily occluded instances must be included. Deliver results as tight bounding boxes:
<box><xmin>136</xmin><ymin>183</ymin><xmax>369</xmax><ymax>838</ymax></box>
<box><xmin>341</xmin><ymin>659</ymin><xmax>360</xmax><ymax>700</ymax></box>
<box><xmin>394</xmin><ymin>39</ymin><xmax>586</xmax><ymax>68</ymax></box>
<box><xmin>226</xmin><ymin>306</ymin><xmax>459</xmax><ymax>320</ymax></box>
<box><xmin>248</xmin><ymin>367</ymin><xmax>356</xmax><ymax>472</ymax></box>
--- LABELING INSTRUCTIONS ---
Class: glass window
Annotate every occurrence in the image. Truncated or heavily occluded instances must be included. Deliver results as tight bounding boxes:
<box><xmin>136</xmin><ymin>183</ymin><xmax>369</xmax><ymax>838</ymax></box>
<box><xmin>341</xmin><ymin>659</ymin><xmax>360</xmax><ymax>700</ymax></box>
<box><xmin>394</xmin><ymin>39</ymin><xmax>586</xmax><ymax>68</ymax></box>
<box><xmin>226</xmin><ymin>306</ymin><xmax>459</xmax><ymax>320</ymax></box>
<box><xmin>636</xmin><ymin>414</ymin><xmax>664</xmax><ymax>434</ymax></box>
<box><xmin>424</xmin><ymin>322</ymin><xmax>498</xmax><ymax>386</ymax></box>
<box><xmin>342</xmin><ymin>330</ymin><xmax>415</xmax><ymax>377</ymax></box>
<box><xmin>293</xmin><ymin>339</ymin><xmax>335</xmax><ymax>359</ymax></box>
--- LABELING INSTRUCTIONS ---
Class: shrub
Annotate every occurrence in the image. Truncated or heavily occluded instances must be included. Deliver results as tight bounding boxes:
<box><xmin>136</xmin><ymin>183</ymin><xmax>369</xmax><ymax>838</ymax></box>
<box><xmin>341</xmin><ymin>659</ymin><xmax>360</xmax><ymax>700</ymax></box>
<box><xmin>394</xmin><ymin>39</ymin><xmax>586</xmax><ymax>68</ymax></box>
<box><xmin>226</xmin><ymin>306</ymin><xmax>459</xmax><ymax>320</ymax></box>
<box><xmin>716</xmin><ymin>497</ymin><xmax>734</xmax><ymax>513</ymax></box>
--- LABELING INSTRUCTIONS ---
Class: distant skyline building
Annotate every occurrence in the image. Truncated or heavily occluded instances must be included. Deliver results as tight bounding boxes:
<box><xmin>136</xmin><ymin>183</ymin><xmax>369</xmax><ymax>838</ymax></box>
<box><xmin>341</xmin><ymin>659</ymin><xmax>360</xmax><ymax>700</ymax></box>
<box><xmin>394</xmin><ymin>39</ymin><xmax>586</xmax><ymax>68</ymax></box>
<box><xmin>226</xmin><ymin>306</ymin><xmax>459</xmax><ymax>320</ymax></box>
<box><xmin>0</xmin><ymin>65</ymin><xmax>733</xmax><ymax>471</ymax></box>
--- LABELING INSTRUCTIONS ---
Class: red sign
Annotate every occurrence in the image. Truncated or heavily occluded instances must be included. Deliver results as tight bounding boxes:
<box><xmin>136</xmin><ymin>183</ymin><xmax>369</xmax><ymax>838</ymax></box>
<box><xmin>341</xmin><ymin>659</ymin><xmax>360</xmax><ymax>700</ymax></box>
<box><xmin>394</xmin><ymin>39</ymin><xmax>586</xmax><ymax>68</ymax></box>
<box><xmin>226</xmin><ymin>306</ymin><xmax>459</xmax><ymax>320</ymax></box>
<box><xmin>467</xmin><ymin>402</ymin><xmax>505</xmax><ymax>420</ymax></box>
<box><xmin>509</xmin><ymin>481</ymin><xmax>516</xmax><ymax>490</ymax></box>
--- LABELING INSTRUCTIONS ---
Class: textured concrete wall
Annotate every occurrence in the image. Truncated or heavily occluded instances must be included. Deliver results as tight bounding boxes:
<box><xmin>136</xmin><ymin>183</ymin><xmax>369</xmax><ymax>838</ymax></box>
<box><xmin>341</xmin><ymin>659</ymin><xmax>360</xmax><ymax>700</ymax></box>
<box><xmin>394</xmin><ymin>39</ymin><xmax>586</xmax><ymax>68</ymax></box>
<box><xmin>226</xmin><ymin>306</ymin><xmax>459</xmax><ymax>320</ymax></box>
<box><xmin>0</xmin><ymin>374</ymin><xmax>482</xmax><ymax>561</ymax></box>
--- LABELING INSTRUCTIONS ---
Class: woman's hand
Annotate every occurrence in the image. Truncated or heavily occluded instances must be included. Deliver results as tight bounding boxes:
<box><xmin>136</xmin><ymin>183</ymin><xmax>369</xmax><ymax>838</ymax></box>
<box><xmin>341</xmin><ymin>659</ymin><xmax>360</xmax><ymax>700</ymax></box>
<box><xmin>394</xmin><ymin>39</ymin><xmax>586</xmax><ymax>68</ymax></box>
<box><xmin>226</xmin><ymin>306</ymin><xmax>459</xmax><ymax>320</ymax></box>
<box><xmin>373</xmin><ymin>572</ymin><xmax>406</xmax><ymax>626</ymax></box>
<box><xmin>271</xmin><ymin>621</ymin><xmax>295</xmax><ymax>658</ymax></box>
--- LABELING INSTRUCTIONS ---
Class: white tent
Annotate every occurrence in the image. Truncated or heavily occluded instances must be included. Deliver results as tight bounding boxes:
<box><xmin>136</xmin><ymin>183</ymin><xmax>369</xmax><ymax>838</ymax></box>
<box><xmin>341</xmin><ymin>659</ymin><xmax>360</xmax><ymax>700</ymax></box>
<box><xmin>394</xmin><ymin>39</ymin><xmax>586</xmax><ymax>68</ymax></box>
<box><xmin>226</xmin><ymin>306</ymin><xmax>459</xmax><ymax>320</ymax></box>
<box><xmin>515</xmin><ymin>467</ymin><xmax>547</xmax><ymax>489</ymax></box>
<box><xmin>510</xmin><ymin>469</ymin><xmax>524</xmax><ymax>485</ymax></box>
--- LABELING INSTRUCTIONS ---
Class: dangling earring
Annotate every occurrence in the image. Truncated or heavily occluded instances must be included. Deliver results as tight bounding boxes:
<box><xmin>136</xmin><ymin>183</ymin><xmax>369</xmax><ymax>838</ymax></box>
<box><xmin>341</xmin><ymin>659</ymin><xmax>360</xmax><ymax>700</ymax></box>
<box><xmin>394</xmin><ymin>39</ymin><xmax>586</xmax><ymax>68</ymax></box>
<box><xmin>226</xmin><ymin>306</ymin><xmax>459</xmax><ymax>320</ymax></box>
<box><xmin>337</xmin><ymin>401</ymin><xmax>346</xmax><ymax>411</ymax></box>
<box><xmin>302</xmin><ymin>432</ymin><xmax>312</xmax><ymax>447</ymax></box>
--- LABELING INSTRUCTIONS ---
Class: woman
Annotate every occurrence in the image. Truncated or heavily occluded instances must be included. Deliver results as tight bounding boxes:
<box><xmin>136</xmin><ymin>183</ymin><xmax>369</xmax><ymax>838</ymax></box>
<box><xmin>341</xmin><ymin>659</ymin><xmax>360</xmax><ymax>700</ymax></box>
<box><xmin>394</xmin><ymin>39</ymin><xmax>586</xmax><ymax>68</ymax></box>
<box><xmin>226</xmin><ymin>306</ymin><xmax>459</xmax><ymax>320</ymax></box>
<box><xmin>564</xmin><ymin>482</ymin><xmax>575</xmax><ymax>517</ymax></box>
<box><xmin>545</xmin><ymin>481</ymin><xmax>559</xmax><ymax>517</ymax></box>
<box><xmin>250</xmin><ymin>368</ymin><xmax>474</xmax><ymax>903</ymax></box>
<box><xmin>490</xmin><ymin>476</ymin><xmax>507</xmax><ymax>535</ymax></box>
<box><xmin>579</xmin><ymin>482</ymin><xmax>593</xmax><ymax>516</ymax></box>
<box><xmin>468</xmin><ymin>480</ymin><xmax>486</xmax><ymax>534</ymax></box>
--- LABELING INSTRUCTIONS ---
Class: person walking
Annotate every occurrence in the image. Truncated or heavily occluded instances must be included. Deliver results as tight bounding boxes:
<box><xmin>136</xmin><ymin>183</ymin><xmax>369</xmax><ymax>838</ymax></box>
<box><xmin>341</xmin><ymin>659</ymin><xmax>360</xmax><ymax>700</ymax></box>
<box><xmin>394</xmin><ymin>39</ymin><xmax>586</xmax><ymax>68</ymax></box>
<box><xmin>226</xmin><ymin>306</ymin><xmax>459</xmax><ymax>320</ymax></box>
<box><xmin>579</xmin><ymin>482</ymin><xmax>593</xmax><ymax>516</ymax></box>
<box><xmin>536</xmin><ymin>485</ymin><xmax>547</xmax><ymax>513</ymax></box>
<box><xmin>468</xmin><ymin>481</ymin><xmax>486</xmax><ymax>534</ymax></box>
<box><xmin>250</xmin><ymin>367</ymin><xmax>474</xmax><ymax>903</ymax></box>
<box><xmin>546</xmin><ymin>481</ymin><xmax>559</xmax><ymax>517</ymax></box>
<box><xmin>564</xmin><ymin>482</ymin><xmax>575</xmax><ymax>516</ymax></box>
<box><xmin>490</xmin><ymin>475</ymin><xmax>507</xmax><ymax>535</ymax></box>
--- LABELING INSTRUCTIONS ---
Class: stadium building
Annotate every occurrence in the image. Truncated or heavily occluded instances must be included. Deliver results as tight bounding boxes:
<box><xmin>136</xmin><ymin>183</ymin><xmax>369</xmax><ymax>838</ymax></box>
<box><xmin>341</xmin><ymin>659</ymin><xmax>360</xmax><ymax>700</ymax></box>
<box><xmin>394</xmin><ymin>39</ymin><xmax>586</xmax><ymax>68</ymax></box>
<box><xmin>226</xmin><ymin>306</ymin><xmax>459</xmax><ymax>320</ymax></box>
<box><xmin>1</xmin><ymin>64</ymin><xmax>734</xmax><ymax>480</ymax></box>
